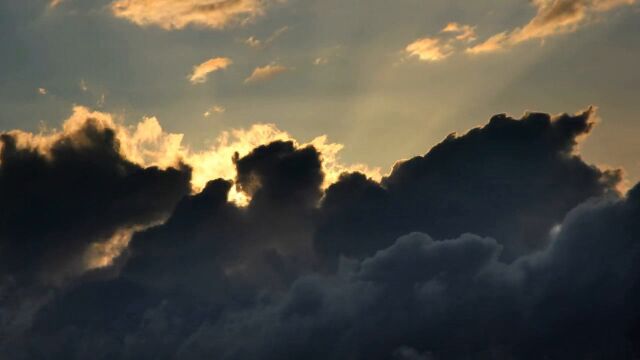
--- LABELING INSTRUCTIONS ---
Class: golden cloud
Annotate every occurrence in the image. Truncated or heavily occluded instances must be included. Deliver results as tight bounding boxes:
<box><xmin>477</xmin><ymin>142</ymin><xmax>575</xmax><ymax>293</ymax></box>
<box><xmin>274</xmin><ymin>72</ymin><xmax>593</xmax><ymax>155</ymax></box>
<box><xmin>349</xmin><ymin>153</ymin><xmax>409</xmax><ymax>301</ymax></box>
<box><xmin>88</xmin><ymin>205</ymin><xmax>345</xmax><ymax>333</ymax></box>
<box><xmin>244</xmin><ymin>63</ymin><xmax>288</xmax><ymax>84</ymax></box>
<box><xmin>405</xmin><ymin>22</ymin><xmax>478</xmax><ymax>62</ymax></box>
<box><xmin>110</xmin><ymin>0</ymin><xmax>268</xmax><ymax>30</ymax></box>
<box><xmin>5</xmin><ymin>106</ymin><xmax>381</xmax><ymax>207</ymax></box>
<box><xmin>189</xmin><ymin>57</ymin><xmax>233</xmax><ymax>84</ymax></box>
<box><xmin>468</xmin><ymin>0</ymin><xmax>636</xmax><ymax>54</ymax></box>
<box><xmin>405</xmin><ymin>37</ymin><xmax>453</xmax><ymax>62</ymax></box>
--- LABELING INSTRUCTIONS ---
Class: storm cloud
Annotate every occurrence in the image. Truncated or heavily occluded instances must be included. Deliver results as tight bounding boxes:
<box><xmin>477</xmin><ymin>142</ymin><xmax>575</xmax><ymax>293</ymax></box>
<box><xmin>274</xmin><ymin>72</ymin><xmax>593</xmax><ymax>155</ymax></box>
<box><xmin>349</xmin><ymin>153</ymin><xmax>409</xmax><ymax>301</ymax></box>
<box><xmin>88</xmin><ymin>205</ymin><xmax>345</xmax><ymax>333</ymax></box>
<box><xmin>2</xmin><ymin>108</ymin><xmax>639</xmax><ymax>359</ymax></box>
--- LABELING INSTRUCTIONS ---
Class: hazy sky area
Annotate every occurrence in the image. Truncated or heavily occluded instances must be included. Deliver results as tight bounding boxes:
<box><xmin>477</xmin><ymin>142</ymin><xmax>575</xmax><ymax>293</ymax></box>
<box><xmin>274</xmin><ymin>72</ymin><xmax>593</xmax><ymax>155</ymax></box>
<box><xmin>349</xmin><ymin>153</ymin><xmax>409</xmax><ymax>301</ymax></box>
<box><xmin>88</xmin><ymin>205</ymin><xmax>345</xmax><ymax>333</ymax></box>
<box><xmin>1</xmin><ymin>0</ymin><xmax>639</xmax><ymax>180</ymax></box>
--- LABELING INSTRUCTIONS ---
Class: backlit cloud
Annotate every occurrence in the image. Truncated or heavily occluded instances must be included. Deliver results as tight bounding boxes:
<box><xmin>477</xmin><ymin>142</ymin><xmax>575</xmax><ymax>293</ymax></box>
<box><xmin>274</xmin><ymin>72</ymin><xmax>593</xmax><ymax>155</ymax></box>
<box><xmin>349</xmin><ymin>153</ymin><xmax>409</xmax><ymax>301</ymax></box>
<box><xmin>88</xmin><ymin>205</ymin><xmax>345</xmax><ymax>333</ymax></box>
<box><xmin>189</xmin><ymin>57</ymin><xmax>232</xmax><ymax>84</ymax></box>
<box><xmin>110</xmin><ymin>0</ymin><xmax>268</xmax><ymax>30</ymax></box>
<box><xmin>244</xmin><ymin>63</ymin><xmax>288</xmax><ymax>84</ymax></box>
<box><xmin>6</xmin><ymin>107</ymin><xmax>640</xmax><ymax>359</ymax></box>
<box><xmin>468</xmin><ymin>0</ymin><xmax>636</xmax><ymax>54</ymax></box>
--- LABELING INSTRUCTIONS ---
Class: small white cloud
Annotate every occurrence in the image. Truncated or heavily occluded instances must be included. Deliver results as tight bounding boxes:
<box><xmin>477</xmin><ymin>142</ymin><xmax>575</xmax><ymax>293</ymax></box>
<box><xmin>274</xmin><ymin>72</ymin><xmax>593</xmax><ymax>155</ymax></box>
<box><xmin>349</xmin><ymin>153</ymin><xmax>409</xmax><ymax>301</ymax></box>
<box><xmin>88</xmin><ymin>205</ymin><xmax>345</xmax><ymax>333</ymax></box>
<box><xmin>38</xmin><ymin>88</ymin><xmax>48</xmax><ymax>95</ymax></box>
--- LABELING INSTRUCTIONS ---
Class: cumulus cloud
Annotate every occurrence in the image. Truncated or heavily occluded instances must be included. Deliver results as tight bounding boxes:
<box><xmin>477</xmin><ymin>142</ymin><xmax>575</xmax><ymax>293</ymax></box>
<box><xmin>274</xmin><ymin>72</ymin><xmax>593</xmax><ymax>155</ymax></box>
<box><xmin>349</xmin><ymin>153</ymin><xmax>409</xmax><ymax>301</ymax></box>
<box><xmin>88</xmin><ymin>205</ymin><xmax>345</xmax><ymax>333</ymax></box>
<box><xmin>244</xmin><ymin>63</ymin><xmax>288</xmax><ymax>84</ymax></box>
<box><xmin>37</xmin><ymin>88</ymin><xmax>47</xmax><ymax>95</ymax></box>
<box><xmin>189</xmin><ymin>57</ymin><xmax>232</xmax><ymax>84</ymax></box>
<box><xmin>315</xmin><ymin>108</ymin><xmax>619</xmax><ymax>263</ymax></box>
<box><xmin>4</xmin><ymin>106</ymin><xmax>640</xmax><ymax>360</ymax></box>
<box><xmin>110</xmin><ymin>0</ymin><xmax>269</xmax><ymax>30</ymax></box>
<box><xmin>468</xmin><ymin>0</ymin><xmax>636</xmax><ymax>54</ymax></box>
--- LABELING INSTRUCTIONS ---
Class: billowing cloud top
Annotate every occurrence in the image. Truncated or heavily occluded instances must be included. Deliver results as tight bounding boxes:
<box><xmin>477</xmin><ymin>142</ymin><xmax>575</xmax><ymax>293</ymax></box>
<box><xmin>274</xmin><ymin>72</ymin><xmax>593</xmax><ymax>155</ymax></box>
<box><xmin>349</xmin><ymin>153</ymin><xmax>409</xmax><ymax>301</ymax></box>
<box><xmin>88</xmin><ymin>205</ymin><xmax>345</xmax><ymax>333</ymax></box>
<box><xmin>4</xmin><ymin>106</ymin><xmax>640</xmax><ymax>359</ymax></box>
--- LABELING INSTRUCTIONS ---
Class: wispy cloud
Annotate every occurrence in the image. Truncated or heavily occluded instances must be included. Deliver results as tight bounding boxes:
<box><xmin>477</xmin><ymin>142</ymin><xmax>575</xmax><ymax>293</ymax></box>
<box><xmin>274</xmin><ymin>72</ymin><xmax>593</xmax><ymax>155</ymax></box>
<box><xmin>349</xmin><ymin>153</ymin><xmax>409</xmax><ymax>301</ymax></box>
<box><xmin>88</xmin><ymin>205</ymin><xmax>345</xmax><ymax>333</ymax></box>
<box><xmin>244</xmin><ymin>26</ymin><xmax>289</xmax><ymax>49</ymax></box>
<box><xmin>468</xmin><ymin>0</ymin><xmax>636</xmax><ymax>54</ymax></box>
<box><xmin>442</xmin><ymin>22</ymin><xmax>477</xmax><ymax>42</ymax></box>
<box><xmin>244</xmin><ymin>63</ymin><xmax>288</xmax><ymax>84</ymax></box>
<box><xmin>110</xmin><ymin>0</ymin><xmax>268</xmax><ymax>30</ymax></box>
<box><xmin>204</xmin><ymin>105</ymin><xmax>226</xmax><ymax>117</ymax></box>
<box><xmin>189</xmin><ymin>57</ymin><xmax>233</xmax><ymax>84</ymax></box>
<box><xmin>405</xmin><ymin>22</ymin><xmax>476</xmax><ymax>62</ymax></box>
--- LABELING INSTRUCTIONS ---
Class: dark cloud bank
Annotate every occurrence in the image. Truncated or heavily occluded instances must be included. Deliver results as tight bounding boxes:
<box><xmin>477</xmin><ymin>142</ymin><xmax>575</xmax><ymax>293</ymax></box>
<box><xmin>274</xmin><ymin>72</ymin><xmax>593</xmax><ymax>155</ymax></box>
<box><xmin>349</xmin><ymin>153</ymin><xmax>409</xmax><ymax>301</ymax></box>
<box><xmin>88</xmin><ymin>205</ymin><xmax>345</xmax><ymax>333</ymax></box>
<box><xmin>2</xmin><ymin>108</ymin><xmax>640</xmax><ymax>359</ymax></box>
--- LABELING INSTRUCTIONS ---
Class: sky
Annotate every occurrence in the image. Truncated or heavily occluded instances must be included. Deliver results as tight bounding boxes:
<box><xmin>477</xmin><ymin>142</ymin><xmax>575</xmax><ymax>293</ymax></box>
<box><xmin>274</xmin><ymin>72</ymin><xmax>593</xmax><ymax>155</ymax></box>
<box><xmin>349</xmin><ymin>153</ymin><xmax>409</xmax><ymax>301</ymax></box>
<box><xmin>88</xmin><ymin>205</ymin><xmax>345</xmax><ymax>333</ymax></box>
<box><xmin>1</xmin><ymin>0</ymin><xmax>639</xmax><ymax>180</ymax></box>
<box><xmin>2</xmin><ymin>1</ymin><xmax>640</xmax><ymax>359</ymax></box>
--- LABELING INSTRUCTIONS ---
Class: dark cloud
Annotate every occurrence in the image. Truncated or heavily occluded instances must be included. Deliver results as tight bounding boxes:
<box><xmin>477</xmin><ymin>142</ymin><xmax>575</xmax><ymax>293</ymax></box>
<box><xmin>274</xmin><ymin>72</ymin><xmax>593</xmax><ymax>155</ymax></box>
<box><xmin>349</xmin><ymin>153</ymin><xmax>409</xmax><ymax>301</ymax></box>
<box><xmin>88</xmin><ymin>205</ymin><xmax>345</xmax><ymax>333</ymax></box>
<box><xmin>0</xmin><ymin>117</ymin><xmax>191</xmax><ymax>350</ymax></box>
<box><xmin>2</xmin><ymin>109</ymin><xmax>639</xmax><ymax>359</ymax></box>
<box><xmin>0</xmin><ymin>118</ymin><xmax>191</xmax><ymax>286</ymax></box>
<box><xmin>316</xmin><ymin>108</ymin><xmax>620</xmax><ymax>263</ymax></box>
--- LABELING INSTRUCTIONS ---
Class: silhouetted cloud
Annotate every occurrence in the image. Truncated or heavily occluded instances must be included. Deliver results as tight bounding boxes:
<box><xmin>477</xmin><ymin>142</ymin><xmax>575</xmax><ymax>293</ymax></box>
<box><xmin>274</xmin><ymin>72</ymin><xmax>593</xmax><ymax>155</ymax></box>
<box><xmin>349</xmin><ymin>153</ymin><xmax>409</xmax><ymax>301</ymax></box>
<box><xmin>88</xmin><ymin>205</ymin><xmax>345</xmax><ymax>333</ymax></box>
<box><xmin>3</xmin><ymin>107</ymin><xmax>640</xmax><ymax>360</ymax></box>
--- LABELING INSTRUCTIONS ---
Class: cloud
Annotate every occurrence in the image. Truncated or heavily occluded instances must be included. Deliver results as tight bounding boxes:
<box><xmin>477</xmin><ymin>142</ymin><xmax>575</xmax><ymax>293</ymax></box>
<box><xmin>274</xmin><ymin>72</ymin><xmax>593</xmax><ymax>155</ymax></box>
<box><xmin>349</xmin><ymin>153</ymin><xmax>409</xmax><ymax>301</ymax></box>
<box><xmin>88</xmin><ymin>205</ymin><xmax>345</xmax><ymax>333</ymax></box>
<box><xmin>313</xmin><ymin>57</ymin><xmax>329</xmax><ymax>66</ymax></box>
<box><xmin>188</xmin><ymin>57</ymin><xmax>232</xmax><ymax>84</ymax></box>
<box><xmin>4</xmin><ymin>106</ymin><xmax>640</xmax><ymax>359</ymax></box>
<box><xmin>0</xmin><ymin>107</ymin><xmax>191</xmax><ymax>290</ymax></box>
<box><xmin>37</xmin><ymin>88</ymin><xmax>47</xmax><ymax>95</ymax></box>
<box><xmin>441</xmin><ymin>22</ymin><xmax>477</xmax><ymax>42</ymax></box>
<box><xmin>110</xmin><ymin>0</ymin><xmax>269</xmax><ymax>30</ymax></box>
<box><xmin>244</xmin><ymin>26</ymin><xmax>289</xmax><ymax>49</ymax></box>
<box><xmin>405</xmin><ymin>23</ymin><xmax>476</xmax><ymax>62</ymax></box>
<box><xmin>468</xmin><ymin>0</ymin><xmax>636</xmax><ymax>54</ymax></box>
<box><xmin>204</xmin><ymin>105</ymin><xmax>226</xmax><ymax>117</ymax></box>
<box><xmin>244</xmin><ymin>63</ymin><xmax>288</xmax><ymax>84</ymax></box>
<box><xmin>314</xmin><ymin>108</ymin><xmax>619</xmax><ymax>262</ymax></box>
<box><xmin>405</xmin><ymin>37</ymin><xmax>452</xmax><ymax>62</ymax></box>
<box><xmin>49</xmin><ymin>0</ymin><xmax>63</xmax><ymax>8</ymax></box>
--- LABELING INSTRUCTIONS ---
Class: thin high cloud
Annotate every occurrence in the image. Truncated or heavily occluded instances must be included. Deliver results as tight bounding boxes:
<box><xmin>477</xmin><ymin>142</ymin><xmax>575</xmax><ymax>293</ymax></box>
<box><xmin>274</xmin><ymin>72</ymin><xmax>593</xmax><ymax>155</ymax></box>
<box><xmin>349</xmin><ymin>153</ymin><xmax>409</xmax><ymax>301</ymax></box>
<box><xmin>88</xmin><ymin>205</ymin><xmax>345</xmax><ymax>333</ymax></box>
<box><xmin>244</xmin><ymin>63</ymin><xmax>288</xmax><ymax>83</ymax></box>
<box><xmin>110</xmin><ymin>0</ymin><xmax>268</xmax><ymax>30</ymax></box>
<box><xmin>468</xmin><ymin>0</ymin><xmax>636</xmax><ymax>54</ymax></box>
<box><xmin>188</xmin><ymin>57</ymin><xmax>232</xmax><ymax>84</ymax></box>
